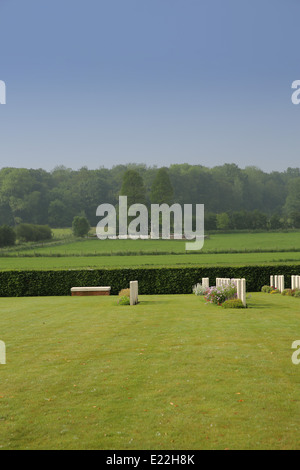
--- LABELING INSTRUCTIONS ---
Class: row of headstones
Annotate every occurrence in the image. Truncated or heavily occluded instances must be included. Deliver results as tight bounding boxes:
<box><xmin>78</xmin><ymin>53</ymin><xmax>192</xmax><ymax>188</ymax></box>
<box><xmin>201</xmin><ymin>277</ymin><xmax>246</xmax><ymax>306</ymax></box>
<box><xmin>129</xmin><ymin>275</ymin><xmax>300</xmax><ymax>304</ymax></box>
<box><xmin>270</xmin><ymin>275</ymin><xmax>300</xmax><ymax>292</ymax></box>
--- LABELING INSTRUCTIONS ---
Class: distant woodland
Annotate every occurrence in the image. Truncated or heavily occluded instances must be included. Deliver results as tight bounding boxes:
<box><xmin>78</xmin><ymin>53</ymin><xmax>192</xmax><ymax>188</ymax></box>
<box><xmin>0</xmin><ymin>163</ymin><xmax>300</xmax><ymax>230</ymax></box>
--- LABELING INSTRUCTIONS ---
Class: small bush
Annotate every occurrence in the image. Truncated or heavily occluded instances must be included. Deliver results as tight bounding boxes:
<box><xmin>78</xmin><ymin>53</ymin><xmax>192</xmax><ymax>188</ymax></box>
<box><xmin>282</xmin><ymin>289</ymin><xmax>293</xmax><ymax>296</ymax></box>
<box><xmin>261</xmin><ymin>285</ymin><xmax>273</xmax><ymax>293</ymax></box>
<box><xmin>72</xmin><ymin>216</ymin><xmax>90</xmax><ymax>238</ymax></box>
<box><xmin>118</xmin><ymin>288</ymin><xmax>130</xmax><ymax>305</ymax></box>
<box><xmin>270</xmin><ymin>289</ymin><xmax>280</xmax><ymax>294</ymax></box>
<box><xmin>118</xmin><ymin>295</ymin><xmax>130</xmax><ymax>305</ymax></box>
<box><xmin>192</xmin><ymin>283</ymin><xmax>208</xmax><ymax>296</ymax></box>
<box><xmin>281</xmin><ymin>289</ymin><xmax>300</xmax><ymax>297</ymax></box>
<box><xmin>119</xmin><ymin>288</ymin><xmax>130</xmax><ymax>297</ymax></box>
<box><xmin>222</xmin><ymin>298</ymin><xmax>246</xmax><ymax>309</ymax></box>
<box><xmin>0</xmin><ymin>225</ymin><xmax>16</xmax><ymax>247</ymax></box>
<box><xmin>16</xmin><ymin>223</ymin><xmax>52</xmax><ymax>242</ymax></box>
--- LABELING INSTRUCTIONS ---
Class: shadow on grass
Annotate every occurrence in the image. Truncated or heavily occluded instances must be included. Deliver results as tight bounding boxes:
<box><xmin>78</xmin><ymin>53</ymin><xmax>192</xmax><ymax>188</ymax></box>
<box><xmin>113</xmin><ymin>300</ymin><xmax>168</xmax><ymax>307</ymax></box>
<box><xmin>133</xmin><ymin>300</ymin><xmax>167</xmax><ymax>305</ymax></box>
<box><xmin>245</xmin><ymin>300</ymin><xmax>273</xmax><ymax>309</ymax></box>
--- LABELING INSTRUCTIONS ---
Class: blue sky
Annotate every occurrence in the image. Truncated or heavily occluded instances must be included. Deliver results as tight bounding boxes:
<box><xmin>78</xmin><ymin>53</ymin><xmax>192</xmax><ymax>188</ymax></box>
<box><xmin>0</xmin><ymin>0</ymin><xmax>299</xmax><ymax>172</ymax></box>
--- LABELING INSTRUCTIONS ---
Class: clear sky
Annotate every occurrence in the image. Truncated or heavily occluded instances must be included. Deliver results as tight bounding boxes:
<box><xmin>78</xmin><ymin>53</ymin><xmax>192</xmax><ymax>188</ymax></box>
<box><xmin>0</xmin><ymin>0</ymin><xmax>299</xmax><ymax>172</ymax></box>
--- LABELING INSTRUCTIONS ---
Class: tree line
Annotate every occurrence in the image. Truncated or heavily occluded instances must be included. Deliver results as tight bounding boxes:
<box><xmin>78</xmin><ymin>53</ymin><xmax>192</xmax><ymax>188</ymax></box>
<box><xmin>0</xmin><ymin>163</ymin><xmax>299</xmax><ymax>231</ymax></box>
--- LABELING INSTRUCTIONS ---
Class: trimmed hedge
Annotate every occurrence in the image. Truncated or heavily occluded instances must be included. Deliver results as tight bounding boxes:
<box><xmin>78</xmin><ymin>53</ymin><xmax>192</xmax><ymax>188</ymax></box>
<box><xmin>0</xmin><ymin>265</ymin><xmax>299</xmax><ymax>297</ymax></box>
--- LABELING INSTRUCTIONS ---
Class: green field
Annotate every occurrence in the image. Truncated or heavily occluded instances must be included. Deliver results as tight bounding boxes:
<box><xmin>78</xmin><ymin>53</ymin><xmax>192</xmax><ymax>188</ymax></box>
<box><xmin>0</xmin><ymin>293</ymin><xmax>300</xmax><ymax>450</ymax></box>
<box><xmin>4</xmin><ymin>231</ymin><xmax>300</xmax><ymax>255</ymax></box>
<box><xmin>1</xmin><ymin>231</ymin><xmax>300</xmax><ymax>270</ymax></box>
<box><xmin>1</xmin><ymin>252</ymin><xmax>300</xmax><ymax>271</ymax></box>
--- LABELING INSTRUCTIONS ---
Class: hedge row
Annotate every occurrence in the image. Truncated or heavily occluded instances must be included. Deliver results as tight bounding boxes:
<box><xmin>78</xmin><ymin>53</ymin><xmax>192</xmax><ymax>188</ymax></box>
<box><xmin>0</xmin><ymin>265</ymin><xmax>299</xmax><ymax>297</ymax></box>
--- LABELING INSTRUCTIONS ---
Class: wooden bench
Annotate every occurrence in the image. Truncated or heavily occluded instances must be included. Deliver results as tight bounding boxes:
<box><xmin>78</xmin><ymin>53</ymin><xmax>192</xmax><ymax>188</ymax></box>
<box><xmin>71</xmin><ymin>287</ymin><xmax>111</xmax><ymax>296</ymax></box>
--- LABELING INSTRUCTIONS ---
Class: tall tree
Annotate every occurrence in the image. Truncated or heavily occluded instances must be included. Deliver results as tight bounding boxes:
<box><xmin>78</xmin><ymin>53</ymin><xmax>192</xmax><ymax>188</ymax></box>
<box><xmin>119</xmin><ymin>170</ymin><xmax>147</xmax><ymax>206</ymax></box>
<box><xmin>284</xmin><ymin>177</ymin><xmax>300</xmax><ymax>227</ymax></box>
<box><xmin>150</xmin><ymin>167</ymin><xmax>174</xmax><ymax>205</ymax></box>
<box><xmin>72</xmin><ymin>215</ymin><xmax>90</xmax><ymax>238</ymax></box>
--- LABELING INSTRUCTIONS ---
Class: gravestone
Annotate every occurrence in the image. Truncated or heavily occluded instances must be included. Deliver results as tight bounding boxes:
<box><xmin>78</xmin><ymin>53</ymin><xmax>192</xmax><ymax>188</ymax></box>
<box><xmin>242</xmin><ymin>279</ymin><xmax>246</xmax><ymax>306</ymax></box>
<box><xmin>130</xmin><ymin>280</ymin><xmax>138</xmax><ymax>306</ymax></box>
<box><xmin>291</xmin><ymin>275</ymin><xmax>300</xmax><ymax>290</ymax></box>
<box><xmin>270</xmin><ymin>275</ymin><xmax>284</xmax><ymax>292</ymax></box>
<box><xmin>237</xmin><ymin>278</ymin><xmax>246</xmax><ymax>306</ymax></box>
<box><xmin>279</xmin><ymin>275</ymin><xmax>284</xmax><ymax>292</ymax></box>
<box><xmin>0</xmin><ymin>341</ymin><xmax>6</xmax><ymax>365</ymax></box>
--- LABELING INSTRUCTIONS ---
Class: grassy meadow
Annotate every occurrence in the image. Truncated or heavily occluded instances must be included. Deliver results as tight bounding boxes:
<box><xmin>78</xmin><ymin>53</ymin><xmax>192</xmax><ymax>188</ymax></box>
<box><xmin>1</xmin><ymin>252</ymin><xmax>300</xmax><ymax>271</ymax></box>
<box><xmin>0</xmin><ymin>292</ymin><xmax>300</xmax><ymax>450</ymax></box>
<box><xmin>1</xmin><ymin>230</ymin><xmax>300</xmax><ymax>269</ymax></box>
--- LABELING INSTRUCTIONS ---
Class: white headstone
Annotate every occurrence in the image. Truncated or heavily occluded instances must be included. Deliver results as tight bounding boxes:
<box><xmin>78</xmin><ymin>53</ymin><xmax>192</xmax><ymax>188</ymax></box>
<box><xmin>236</xmin><ymin>279</ymin><xmax>241</xmax><ymax>301</ymax></box>
<box><xmin>130</xmin><ymin>280</ymin><xmax>138</xmax><ymax>306</ymax></box>
<box><xmin>291</xmin><ymin>275</ymin><xmax>300</xmax><ymax>290</ymax></box>
<box><xmin>0</xmin><ymin>341</ymin><xmax>6</xmax><ymax>365</ymax></box>
<box><xmin>279</xmin><ymin>275</ymin><xmax>284</xmax><ymax>292</ymax></box>
<box><xmin>235</xmin><ymin>278</ymin><xmax>246</xmax><ymax>306</ymax></box>
<box><xmin>292</xmin><ymin>275</ymin><xmax>295</xmax><ymax>290</ymax></box>
<box><xmin>271</xmin><ymin>274</ymin><xmax>284</xmax><ymax>292</ymax></box>
<box><xmin>241</xmin><ymin>278</ymin><xmax>246</xmax><ymax>306</ymax></box>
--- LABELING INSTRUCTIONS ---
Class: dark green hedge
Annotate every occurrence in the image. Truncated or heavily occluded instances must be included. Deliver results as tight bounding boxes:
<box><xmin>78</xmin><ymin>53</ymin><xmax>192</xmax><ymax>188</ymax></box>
<box><xmin>0</xmin><ymin>265</ymin><xmax>299</xmax><ymax>297</ymax></box>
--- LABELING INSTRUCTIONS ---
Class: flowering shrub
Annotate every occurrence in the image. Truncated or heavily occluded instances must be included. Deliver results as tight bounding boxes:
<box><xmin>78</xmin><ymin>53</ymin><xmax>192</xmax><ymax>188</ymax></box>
<box><xmin>261</xmin><ymin>285</ymin><xmax>273</xmax><ymax>293</ymax></box>
<box><xmin>262</xmin><ymin>285</ymin><xmax>280</xmax><ymax>294</ymax></box>
<box><xmin>192</xmin><ymin>283</ymin><xmax>208</xmax><ymax>296</ymax></box>
<box><xmin>282</xmin><ymin>288</ymin><xmax>300</xmax><ymax>297</ymax></box>
<box><xmin>204</xmin><ymin>282</ymin><xmax>237</xmax><ymax>306</ymax></box>
<box><xmin>282</xmin><ymin>289</ymin><xmax>293</xmax><ymax>296</ymax></box>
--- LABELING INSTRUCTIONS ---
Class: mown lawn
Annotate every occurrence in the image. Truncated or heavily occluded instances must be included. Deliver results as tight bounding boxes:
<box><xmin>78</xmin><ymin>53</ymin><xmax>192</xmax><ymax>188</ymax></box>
<box><xmin>1</xmin><ymin>231</ymin><xmax>300</xmax><ymax>270</ymax></box>
<box><xmin>0</xmin><ymin>293</ymin><xmax>300</xmax><ymax>450</ymax></box>
<box><xmin>0</xmin><ymin>251</ymin><xmax>300</xmax><ymax>270</ymax></box>
<box><xmin>3</xmin><ymin>231</ymin><xmax>300</xmax><ymax>256</ymax></box>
